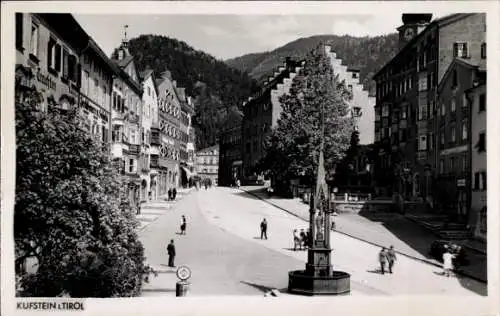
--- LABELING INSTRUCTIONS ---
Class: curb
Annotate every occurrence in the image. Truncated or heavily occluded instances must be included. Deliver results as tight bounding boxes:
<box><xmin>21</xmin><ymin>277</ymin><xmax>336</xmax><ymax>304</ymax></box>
<box><xmin>241</xmin><ymin>188</ymin><xmax>487</xmax><ymax>284</ymax></box>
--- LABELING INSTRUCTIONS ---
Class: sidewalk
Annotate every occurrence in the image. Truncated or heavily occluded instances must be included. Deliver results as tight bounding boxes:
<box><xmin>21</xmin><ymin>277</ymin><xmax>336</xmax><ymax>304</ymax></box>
<box><xmin>240</xmin><ymin>186</ymin><xmax>487</xmax><ymax>283</ymax></box>
<box><xmin>136</xmin><ymin>187</ymin><xmax>194</xmax><ymax>231</ymax></box>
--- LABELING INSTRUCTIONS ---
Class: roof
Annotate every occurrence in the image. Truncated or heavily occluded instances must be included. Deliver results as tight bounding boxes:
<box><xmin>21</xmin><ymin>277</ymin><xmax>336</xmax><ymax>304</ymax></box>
<box><xmin>113</xmin><ymin>55</ymin><xmax>134</xmax><ymax>68</ymax></box>
<box><xmin>437</xmin><ymin>58</ymin><xmax>482</xmax><ymax>93</ymax></box>
<box><xmin>374</xmin><ymin>13</ymin><xmax>477</xmax><ymax>80</ymax></box>
<box><xmin>140</xmin><ymin>69</ymin><xmax>154</xmax><ymax>81</ymax></box>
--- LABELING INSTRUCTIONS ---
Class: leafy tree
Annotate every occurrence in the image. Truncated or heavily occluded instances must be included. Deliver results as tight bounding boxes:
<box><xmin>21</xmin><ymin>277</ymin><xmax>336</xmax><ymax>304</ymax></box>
<box><xmin>15</xmin><ymin>86</ymin><xmax>153</xmax><ymax>297</ymax></box>
<box><xmin>262</xmin><ymin>45</ymin><xmax>355</xmax><ymax>191</ymax></box>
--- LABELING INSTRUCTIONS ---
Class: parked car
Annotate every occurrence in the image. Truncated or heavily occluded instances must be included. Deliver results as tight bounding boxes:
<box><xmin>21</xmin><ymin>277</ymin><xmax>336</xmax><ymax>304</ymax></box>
<box><xmin>429</xmin><ymin>240</ymin><xmax>469</xmax><ymax>268</ymax></box>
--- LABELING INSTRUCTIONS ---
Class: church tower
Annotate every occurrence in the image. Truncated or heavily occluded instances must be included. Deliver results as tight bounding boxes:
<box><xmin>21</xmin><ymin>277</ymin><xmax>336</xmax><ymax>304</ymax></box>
<box><xmin>397</xmin><ymin>14</ymin><xmax>433</xmax><ymax>50</ymax></box>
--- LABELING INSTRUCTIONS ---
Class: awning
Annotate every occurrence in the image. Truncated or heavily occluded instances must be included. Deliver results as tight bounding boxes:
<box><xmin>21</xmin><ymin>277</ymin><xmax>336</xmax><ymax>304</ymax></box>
<box><xmin>181</xmin><ymin>167</ymin><xmax>196</xmax><ymax>178</ymax></box>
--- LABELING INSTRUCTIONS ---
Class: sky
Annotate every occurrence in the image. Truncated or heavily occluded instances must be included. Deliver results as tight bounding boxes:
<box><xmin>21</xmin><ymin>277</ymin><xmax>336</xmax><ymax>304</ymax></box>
<box><xmin>74</xmin><ymin>13</ymin><xmax>454</xmax><ymax>61</ymax></box>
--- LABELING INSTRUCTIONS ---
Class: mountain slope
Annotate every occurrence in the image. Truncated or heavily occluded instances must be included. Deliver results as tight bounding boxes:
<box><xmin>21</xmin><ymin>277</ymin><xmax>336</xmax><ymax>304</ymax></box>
<box><xmin>226</xmin><ymin>34</ymin><xmax>399</xmax><ymax>95</ymax></box>
<box><xmin>115</xmin><ymin>35</ymin><xmax>260</xmax><ymax>149</ymax></box>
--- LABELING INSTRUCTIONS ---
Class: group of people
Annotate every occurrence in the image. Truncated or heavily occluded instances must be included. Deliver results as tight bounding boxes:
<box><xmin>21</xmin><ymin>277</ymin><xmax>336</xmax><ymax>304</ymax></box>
<box><xmin>378</xmin><ymin>246</ymin><xmax>397</xmax><ymax>274</ymax></box>
<box><xmin>167</xmin><ymin>187</ymin><xmax>177</xmax><ymax>201</ymax></box>
<box><xmin>293</xmin><ymin>228</ymin><xmax>312</xmax><ymax>251</ymax></box>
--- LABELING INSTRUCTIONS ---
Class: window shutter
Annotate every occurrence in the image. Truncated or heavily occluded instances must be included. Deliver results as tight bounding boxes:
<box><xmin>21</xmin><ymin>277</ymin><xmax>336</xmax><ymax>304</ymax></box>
<box><xmin>453</xmin><ymin>43</ymin><xmax>458</xmax><ymax>57</ymax></box>
<box><xmin>463</xmin><ymin>43</ymin><xmax>468</xmax><ymax>58</ymax></box>
<box><xmin>55</xmin><ymin>44</ymin><xmax>61</xmax><ymax>71</ymax></box>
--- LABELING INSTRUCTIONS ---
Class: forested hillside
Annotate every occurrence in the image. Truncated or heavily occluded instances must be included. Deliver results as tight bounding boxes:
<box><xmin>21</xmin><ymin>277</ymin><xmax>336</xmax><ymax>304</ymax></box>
<box><xmin>114</xmin><ymin>35</ymin><xmax>260</xmax><ymax>149</ymax></box>
<box><xmin>226</xmin><ymin>34</ymin><xmax>399</xmax><ymax>95</ymax></box>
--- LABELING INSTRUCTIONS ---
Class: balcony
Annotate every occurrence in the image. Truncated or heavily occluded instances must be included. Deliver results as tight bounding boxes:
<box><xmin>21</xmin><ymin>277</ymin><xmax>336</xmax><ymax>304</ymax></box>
<box><xmin>129</xmin><ymin>144</ymin><xmax>140</xmax><ymax>155</ymax></box>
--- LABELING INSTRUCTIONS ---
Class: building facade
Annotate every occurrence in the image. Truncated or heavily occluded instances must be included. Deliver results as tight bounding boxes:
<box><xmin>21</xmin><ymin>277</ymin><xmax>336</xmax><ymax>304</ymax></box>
<box><xmin>111</xmin><ymin>38</ymin><xmax>144</xmax><ymax>208</ymax></box>
<box><xmin>324</xmin><ymin>46</ymin><xmax>376</xmax><ymax>145</ymax></box>
<box><xmin>155</xmin><ymin>71</ymin><xmax>182</xmax><ymax>195</ymax></box>
<box><xmin>242</xmin><ymin>58</ymin><xmax>304</xmax><ymax>179</ymax></box>
<box><xmin>15</xmin><ymin>13</ymin><xmax>85</xmax><ymax>113</ymax></box>
<box><xmin>468</xmin><ymin>81</ymin><xmax>486</xmax><ymax>240</ymax></box>
<box><xmin>218</xmin><ymin>113</ymin><xmax>243</xmax><ymax>187</ymax></box>
<box><xmin>435</xmin><ymin>58</ymin><xmax>486</xmax><ymax>220</ymax></box>
<box><xmin>177</xmin><ymin>88</ymin><xmax>196</xmax><ymax>187</ymax></box>
<box><xmin>139</xmin><ymin>70</ymin><xmax>159</xmax><ymax>200</ymax></box>
<box><xmin>373</xmin><ymin>13</ymin><xmax>486</xmax><ymax>207</ymax></box>
<box><xmin>196</xmin><ymin>145</ymin><xmax>219</xmax><ymax>186</ymax></box>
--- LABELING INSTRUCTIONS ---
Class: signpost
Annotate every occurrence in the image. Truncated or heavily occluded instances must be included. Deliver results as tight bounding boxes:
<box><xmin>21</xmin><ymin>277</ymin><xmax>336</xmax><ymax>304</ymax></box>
<box><xmin>175</xmin><ymin>266</ymin><xmax>191</xmax><ymax>297</ymax></box>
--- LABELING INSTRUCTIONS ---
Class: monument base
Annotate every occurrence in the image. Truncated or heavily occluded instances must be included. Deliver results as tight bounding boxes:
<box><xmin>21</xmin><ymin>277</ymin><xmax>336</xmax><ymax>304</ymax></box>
<box><xmin>288</xmin><ymin>270</ymin><xmax>350</xmax><ymax>295</ymax></box>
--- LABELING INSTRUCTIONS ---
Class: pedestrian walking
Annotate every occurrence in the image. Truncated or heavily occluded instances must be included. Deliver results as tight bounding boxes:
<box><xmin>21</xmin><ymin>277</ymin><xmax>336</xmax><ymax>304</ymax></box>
<box><xmin>293</xmin><ymin>229</ymin><xmax>300</xmax><ymax>251</ymax></box>
<box><xmin>378</xmin><ymin>247</ymin><xmax>389</xmax><ymax>275</ymax></box>
<box><xmin>172</xmin><ymin>187</ymin><xmax>177</xmax><ymax>200</ymax></box>
<box><xmin>387</xmin><ymin>245</ymin><xmax>397</xmax><ymax>274</ymax></box>
<box><xmin>260</xmin><ymin>218</ymin><xmax>268</xmax><ymax>240</ymax></box>
<box><xmin>167</xmin><ymin>239</ymin><xmax>176</xmax><ymax>267</ymax></box>
<box><xmin>180</xmin><ymin>215</ymin><xmax>187</xmax><ymax>235</ymax></box>
<box><xmin>299</xmin><ymin>229</ymin><xmax>306</xmax><ymax>250</ymax></box>
<box><xmin>236</xmin><ymin>179</ymin><xmax>241</xmax><ymax>189</ymax></box>
<box><xmin>168</xmin><ymin>188</ymin><xmax>172</xmax><ymax>201</ymax></box>
<box><xmin>442</xmin><ymin>247</ymin><xmax>455</xmax><ymax>277</ymax></box>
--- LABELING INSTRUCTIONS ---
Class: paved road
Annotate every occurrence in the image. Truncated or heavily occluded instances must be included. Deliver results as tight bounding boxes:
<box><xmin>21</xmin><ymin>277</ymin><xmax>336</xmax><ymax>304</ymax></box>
<box><xmin>138</xmin><ymin>188</ymin><xmax>305</xmax><ymax>296</ymax></box>
<box><xmin>138</xmin><ymin>187</ymin><xmax>486</xmax><ymax>299</ymax></box>
<box><xmin>240</xmin><ymin>186</ymin><xmax>487</xmax><ymax>283</ymax></box>
<box><xmin>195</xmin><ymin>187</ymin><xmax>487</xmax><ymax>296</ymax></box>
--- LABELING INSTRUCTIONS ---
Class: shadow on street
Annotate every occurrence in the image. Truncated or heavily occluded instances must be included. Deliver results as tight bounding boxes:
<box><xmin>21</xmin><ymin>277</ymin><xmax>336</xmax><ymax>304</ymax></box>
<box><xmin>235</xmin><ymin>186</ymin><xmax>487</xmax><ymax>296</ymax></box>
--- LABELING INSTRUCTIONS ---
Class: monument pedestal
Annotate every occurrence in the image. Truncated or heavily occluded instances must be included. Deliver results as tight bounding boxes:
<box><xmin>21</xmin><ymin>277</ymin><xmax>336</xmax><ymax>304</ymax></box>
<box><xmin>288</xmin><ymin>192</ymin><xmax>351</xmax><ymax>295</ymax></box>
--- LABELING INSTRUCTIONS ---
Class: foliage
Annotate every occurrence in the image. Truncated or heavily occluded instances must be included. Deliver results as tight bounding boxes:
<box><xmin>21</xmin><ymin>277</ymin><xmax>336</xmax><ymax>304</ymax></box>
<box><xmin>15</xmin><ymin>86</ymin><xmax>152</xmax><ymax>297</ymax></box>
<box><xmin>112</xmin><ymin>35</ymin><xmax>260</xmax><ymax>149</ymax></box>
<box><xmin>261</xmin><ymin>44</ymin><xmax>355</xmax><ymax>188</ymax></box>
<box><xmin>226</xmin><ymin>33</ymin><xmax>399</xmax><ymax>96</ymax></box>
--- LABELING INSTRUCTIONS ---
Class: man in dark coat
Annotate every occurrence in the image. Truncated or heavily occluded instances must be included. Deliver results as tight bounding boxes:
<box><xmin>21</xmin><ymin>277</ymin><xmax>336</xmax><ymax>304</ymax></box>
<box><xmin>172</xmin><ymin>187</ymin><xmax>177</xmax><ymax>200</ymax></box>
<box><xmin>260</xmin><ymin>218</ymin><xmax>268</xmax><ymax>240</ymax></box>
<box><xmin>168</xmin><ymin>188</ymin><xmax>172</xmax><ymax>201</ymax></box>
<box><xmin>167</xmin><ymin>239</ymin><xmax>176</xmax><ymax>267</ymax></box>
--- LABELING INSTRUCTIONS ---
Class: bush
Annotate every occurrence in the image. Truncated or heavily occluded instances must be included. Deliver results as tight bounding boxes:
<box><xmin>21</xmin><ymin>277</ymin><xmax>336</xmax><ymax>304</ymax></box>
<box><xmin>15</xmin><ymin>86</ymin><xmax>149</xmax><ymax>297</ymax></box>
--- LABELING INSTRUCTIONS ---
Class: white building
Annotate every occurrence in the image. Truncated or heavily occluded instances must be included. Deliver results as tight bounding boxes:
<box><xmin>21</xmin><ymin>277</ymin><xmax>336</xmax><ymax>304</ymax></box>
<box><xmin>325</xmin><ymin>45</ymin><xmax>375</xmax><ymax>145</ymax></box>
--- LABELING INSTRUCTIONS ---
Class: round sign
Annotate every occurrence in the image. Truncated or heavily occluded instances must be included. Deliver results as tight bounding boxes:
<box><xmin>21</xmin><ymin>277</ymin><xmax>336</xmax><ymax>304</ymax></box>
<box><xmin>176</xmin><ymin>266</ymin><xmax>191</xmax><ymax>281</ymax></box>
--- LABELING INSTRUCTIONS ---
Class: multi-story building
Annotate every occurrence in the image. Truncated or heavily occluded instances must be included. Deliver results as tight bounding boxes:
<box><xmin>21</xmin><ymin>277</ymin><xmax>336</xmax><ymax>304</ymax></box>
<box><xmin>111</xmin><ymin>36</ymin><xmax>144</xmax><ymax>207</ymax></box>
<box><xmin>186</xmin><ymin>103</ymin><xmax>197</xmax><ymax>177</ymax></box>
<box><xmin>196</xmin><ymin>145</ymin><xmax>219</xmax><ymax>186</ymax></box>
<box><xmin>468</xmin><ymin>79</ymin><xmax>486</xmax><ymax>240</ymax></box>
<box><xmin>436</xmin><ymin>56</ymin><xmax>486</xmax><ymax>220</ymax></box>
<box><xmin>139</xmin><ymin>69</ymin><xmax>159</xmax><ymax>200</ymax></box>
<box><xmin>324</xmin><ymin>46</ymin><xmax>375</xmax><ymax>145</ymax></box>
<box><xmin>15</xmin><ymin>13</ymin><xmax>81</xmax><ymax>110</ymax></box>
<box><xmin>177</xmin><ymin>88</ymin><xmax>196</xmax><ymax>187</ymax></box>
<box><xmin>242</xmin><ymin>58</ymin><xmax>304</xmax><ymax>178</ymax></box>
<box><xmin>373</xmin><ymin>13</ymin><xmax>486</xmax><ymax>206</ymax></box>
<box><xmin>218</xmin><ymin>109</ymin><xmax>244</xmax><ymax>187</ymax></box>
<box><xmin>155</xmin><ymin>71</ymin><xmax>182</xmax><ymax>195</ymax></box>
